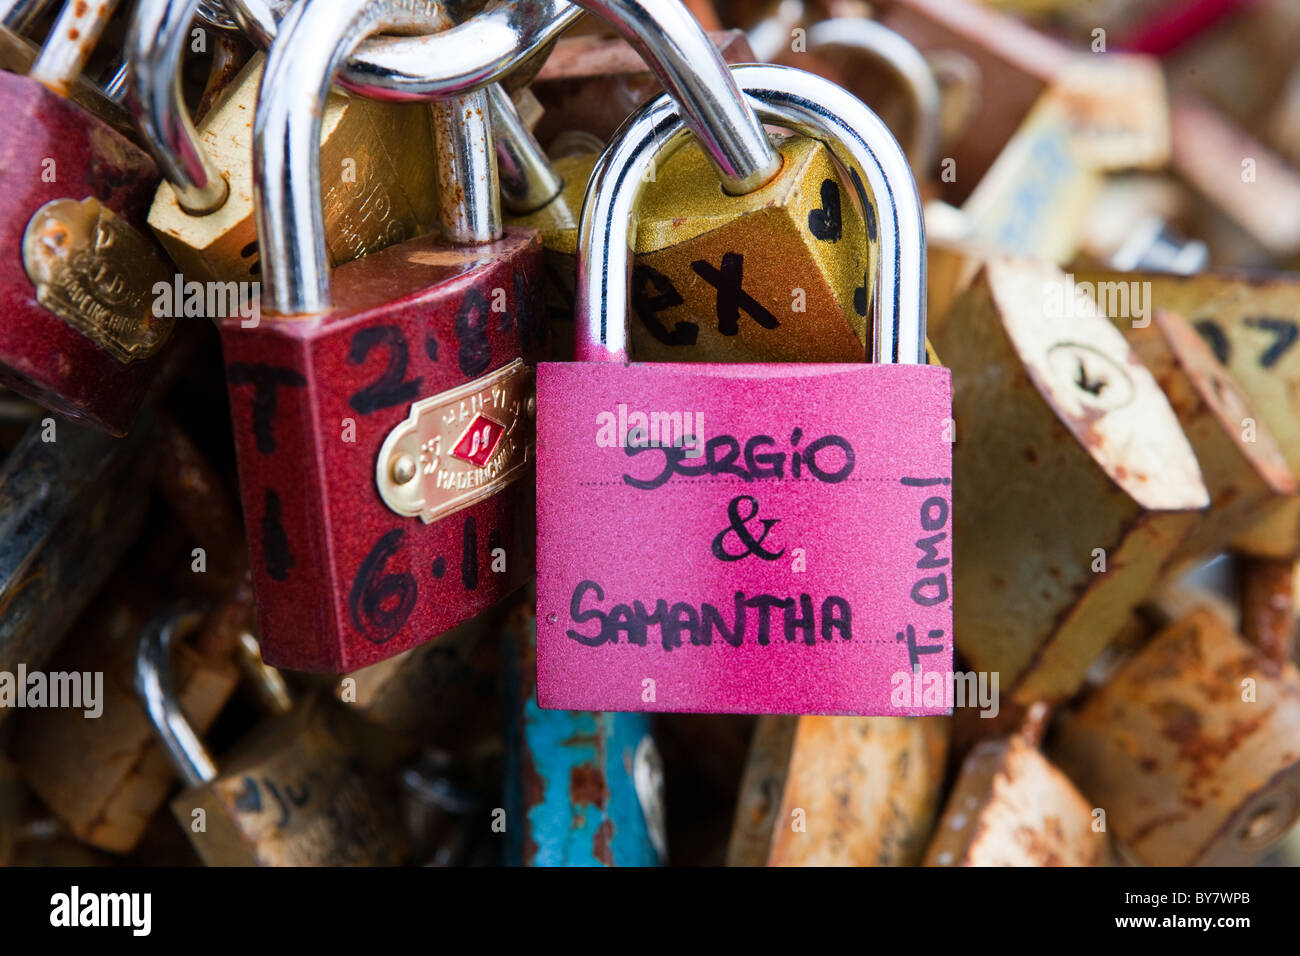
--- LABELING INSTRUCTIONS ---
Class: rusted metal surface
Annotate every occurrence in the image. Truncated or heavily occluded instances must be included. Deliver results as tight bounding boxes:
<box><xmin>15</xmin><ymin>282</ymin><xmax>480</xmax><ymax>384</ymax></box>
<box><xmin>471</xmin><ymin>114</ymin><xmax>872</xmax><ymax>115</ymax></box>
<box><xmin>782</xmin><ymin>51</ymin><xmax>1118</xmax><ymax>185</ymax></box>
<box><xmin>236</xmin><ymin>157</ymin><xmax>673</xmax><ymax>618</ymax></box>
<box><xmin>728</xmin><ymin>715</ymin><xmax>949</xmax><ymax>866</ymax></box>
<box><xmin>1239</xmin><ymin>556</ymin><xmax>1297</xmax><ymax>665</ymax></box>
<box><xmin>1052</xmin><ymin>609</ymin><xmax>1300</xmax><ymax>865</ymax></box>
<box><xmin>925</xmin><ymin>735</ymin><xmax>1108</xmax><ymax>866</ymax></box>
<box><xmin>935</xmin><ymin>258</ymin><xmax>1210</xmax><ymax>703</ymax></box>
<box><xmin>503</xmin><ymin>596</ymin><xmax>663</xmax><ymax>867</ymax></box>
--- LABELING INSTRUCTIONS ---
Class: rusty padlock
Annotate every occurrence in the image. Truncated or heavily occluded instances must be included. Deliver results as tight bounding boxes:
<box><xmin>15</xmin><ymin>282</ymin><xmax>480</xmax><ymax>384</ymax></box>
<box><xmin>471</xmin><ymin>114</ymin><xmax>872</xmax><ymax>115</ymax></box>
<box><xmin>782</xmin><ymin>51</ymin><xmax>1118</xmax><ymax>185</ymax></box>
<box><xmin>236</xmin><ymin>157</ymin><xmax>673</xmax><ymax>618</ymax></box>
<box><xmin>934</xmin><ymin>257</ymin><xmax>1210</xmax><ymax>704</ymax></box>
<box><xmin>727</xmin><ymin>715</ymin><xmax>948</xmax><ymax>866</ymax></box>
<box><xmin>221</xmin><ymin>0</ymin><xmax>544</xmax><ymax>672</ymax></box>
<box><xmin>1052</xmin><ymin>608</ymin><xmax>1300</xmax><ymax>866</ymax></box>
<box><xmin>504</xmin><ymin>596</ymin><xmax>667</xmax><ymax>867</ymax></box>
<box><xmin>536</xmin><ymin>64</ymin><xmax>952</xmax><ymax>714</ymax></box>
<box><xmin>925</xmin><ymin>708</ymin><xmax>1109</xmax><ymax>867</ymax></box>
<box><xmin>138</xmin><ymin>607</ymin><xmax>407</xmax><ymax>866</ymax></box>
<box><xmin>134</xmin><ymin>0</ymin><xmax>440</xmax><ymax>285</ymax></box>
<box><xmin>0</xmin><ymin>1</ymin><xmax>176</xmax><ymax>434</ymax></box>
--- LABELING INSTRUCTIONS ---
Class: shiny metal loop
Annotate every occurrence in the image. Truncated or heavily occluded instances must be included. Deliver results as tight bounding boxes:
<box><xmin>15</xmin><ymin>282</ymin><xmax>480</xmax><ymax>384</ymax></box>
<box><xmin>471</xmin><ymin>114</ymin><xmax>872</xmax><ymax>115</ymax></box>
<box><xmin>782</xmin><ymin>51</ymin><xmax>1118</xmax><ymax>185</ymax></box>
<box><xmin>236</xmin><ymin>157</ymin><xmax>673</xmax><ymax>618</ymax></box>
<box><xmin>806</xmin><ymin>19</ymin><xmax>941</xmax><ymax>178</ymax></box>
<box><xmin>196</xmin><ymin>0</ymin><xmax>239</xmax><ymax>30</ymax></box>
<box><xmin>229</xmin><ymin>0</ymin><xmax>779</xmax><ymax>194</ymax></box>
<box><xmin>135</xmin><ymin>607</ymin><xmax>217</xmax><ymax>790</ymax></box>
<box><xmin>255</xmin><ymin>0</ymin><xmax>497</xmax><ymax>314</ymax></box>
<box><xmin>489</xmin><ymin>83</ymin><xmax>564</xmax><ymax>215</ymax></box>
<box><xmin>575</xmin><ymin>63</ymin><xmax>926</xmax><ymax>366</ymax></box>
<box><xmin>224</xmin><ymin>0</ymin><xmax>578</xmax><ymax>98</ymax></box>
<box><xmin>127</xmin><ymin>0</ymin><xmax>231</xmax><ymax>214</ymax></box>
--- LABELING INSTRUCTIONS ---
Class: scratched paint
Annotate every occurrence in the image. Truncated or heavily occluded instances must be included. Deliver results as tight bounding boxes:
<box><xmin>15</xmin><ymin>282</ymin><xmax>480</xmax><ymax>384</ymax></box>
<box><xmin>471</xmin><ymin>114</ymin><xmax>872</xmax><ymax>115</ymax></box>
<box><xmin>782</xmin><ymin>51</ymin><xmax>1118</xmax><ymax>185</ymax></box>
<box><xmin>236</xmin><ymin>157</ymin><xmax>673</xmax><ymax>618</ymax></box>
<box><xmin>504</xmin><ymin>608</ymin><xmax>662</xmax><ymax>866</ymax></box>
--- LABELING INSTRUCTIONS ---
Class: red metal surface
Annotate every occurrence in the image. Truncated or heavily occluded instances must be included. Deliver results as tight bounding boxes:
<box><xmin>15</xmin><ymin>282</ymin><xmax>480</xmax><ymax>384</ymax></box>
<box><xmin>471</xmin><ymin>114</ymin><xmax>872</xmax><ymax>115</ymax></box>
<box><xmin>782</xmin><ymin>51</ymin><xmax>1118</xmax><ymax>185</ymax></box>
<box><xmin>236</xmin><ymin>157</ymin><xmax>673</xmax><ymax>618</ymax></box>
<box><xmin>0</xmin><ymin>71</ymin><xmax>165</xmax><ymax>435</ymax></box>
<box><xmin>220</xmin><ymin>228</ymin><xmax>544</xmax><ymax>673</ymax></box>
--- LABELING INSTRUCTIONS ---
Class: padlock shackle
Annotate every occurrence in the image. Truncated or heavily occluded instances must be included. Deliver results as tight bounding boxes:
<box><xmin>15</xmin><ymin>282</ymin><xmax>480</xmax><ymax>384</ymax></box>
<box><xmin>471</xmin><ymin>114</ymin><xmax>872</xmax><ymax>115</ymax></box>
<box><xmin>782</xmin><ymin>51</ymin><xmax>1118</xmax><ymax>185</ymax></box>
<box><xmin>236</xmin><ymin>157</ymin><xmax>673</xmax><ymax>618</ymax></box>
<box><xmin>224</xmin><ymin>0</ymin><xmax>579</xmax><ymax>99</ymax></box>
<box><xmin>806</xmin><ymin>19</ymin><xmax>942</xmax><ymax>180</ymax></box>
<box><xmin>574</xmin><ymin>63</ymin><xmax>927</xmax><ymax>366</ymax></box>
<box><xmin>566</xmin><ymin>1</ymin><xmax>781</xmax><ymax>195</ymax></box>
<box><xmin>232</xmin><ymin>0</ymin><xmax>781</xmax><ymax>195</ymax></box>
<box><xmin>127</xmin><ymin>0</ymin><xmax>232</xmax><ymax>215</ymax></box>
<box><xmin>489</xmin><ymin>84</ymin><xmax>565</xmax><ymax>216</ymax></box>
<box><xmin>26</xmin><ymin>0</ymin><xmax>120</xmax><ymax>94</ymax></box>
<box><xmin>135</xmin><ymin>607</ymin><xmax>219</xmax><ymax>790</ymax></box>
<box><xmin>254</xmin><ymin>0</ymin><xmax>486</xmax><ymax>315</ymax></box>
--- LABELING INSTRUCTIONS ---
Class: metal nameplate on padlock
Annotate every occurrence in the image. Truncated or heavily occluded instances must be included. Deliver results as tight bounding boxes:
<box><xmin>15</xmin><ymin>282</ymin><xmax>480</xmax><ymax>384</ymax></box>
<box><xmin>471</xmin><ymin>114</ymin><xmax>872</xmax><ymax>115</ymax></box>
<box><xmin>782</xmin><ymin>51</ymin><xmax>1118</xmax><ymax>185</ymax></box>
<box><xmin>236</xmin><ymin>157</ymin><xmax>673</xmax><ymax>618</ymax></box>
<box><xmin>536</xmin><ymin>66</ymin><xmax>951</xmax><ymax>715</ymax></box>
<box><xmin>22</xmin><ymin>197</ymin><xmax>174</xmax><ymax>364</ymax></box>
<box><xmin>376</xmin><ymin>358</ymin><xmax>534</xmax><ymax>524</ymax></box>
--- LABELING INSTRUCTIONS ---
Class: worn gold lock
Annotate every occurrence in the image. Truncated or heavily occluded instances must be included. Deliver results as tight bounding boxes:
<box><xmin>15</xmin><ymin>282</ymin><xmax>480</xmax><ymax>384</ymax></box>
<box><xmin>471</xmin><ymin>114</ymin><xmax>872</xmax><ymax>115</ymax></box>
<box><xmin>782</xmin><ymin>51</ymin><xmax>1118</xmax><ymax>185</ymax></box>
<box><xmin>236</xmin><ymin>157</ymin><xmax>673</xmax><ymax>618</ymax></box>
<box><xmin>727</xmin><ymin>716</ymin><xmax>948</xmax><ymax>866</ymax></box>
<box><xmin>935</xmin><ymin>257</ymin><xmax>1210</xmax><ymax>703</ymax></box>
<box><xmin>147</xmin><ymin>52</ymin><xmax>439</xmax><ymax>284</ymax></box>
<box><xmin>138</xmin><ymin>609</ymin><xmax>406</xmax><ymax>866</ymax></box>
<box><xmin>1052</xmin><ymin>608</ymin><xmax>1300</xmax><ymax>866</ymax></box>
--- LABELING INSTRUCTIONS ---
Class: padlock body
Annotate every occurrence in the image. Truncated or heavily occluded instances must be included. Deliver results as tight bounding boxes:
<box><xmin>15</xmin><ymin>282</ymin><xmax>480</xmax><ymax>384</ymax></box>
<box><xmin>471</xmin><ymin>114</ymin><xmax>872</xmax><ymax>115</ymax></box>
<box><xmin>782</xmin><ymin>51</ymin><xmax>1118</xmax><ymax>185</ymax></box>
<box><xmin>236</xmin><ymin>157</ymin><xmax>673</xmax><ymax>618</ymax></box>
<box><xmin>221</xmin><ymin>229</ymin><xmax>544</xmax><ymax>673</ymax></box>
<box><xmin>0</xmin><ymin>71</ymin><xmax>172</xmax><ymax>434</ymax></box>
<box><xmin>170</xmin><ymin>696</ymin><xmax>406</xmax><ymax>866</ymax></box>
<box><xmin>536</xmin><ymin>362</ymin><xmax>953</xmax><ymax>714</ymax></box>
<box><xmin>504</xmin><ymin>599</ymin><xmax>663</xmax><ymax>866</ymax></box>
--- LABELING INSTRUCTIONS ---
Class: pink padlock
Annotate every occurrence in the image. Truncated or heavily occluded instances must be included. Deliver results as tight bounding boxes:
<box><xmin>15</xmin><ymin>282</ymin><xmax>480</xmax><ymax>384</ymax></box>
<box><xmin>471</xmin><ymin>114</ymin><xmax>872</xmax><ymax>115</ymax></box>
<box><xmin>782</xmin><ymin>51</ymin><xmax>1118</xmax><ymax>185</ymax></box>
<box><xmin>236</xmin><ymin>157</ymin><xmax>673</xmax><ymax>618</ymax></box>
<box><xmin>536</xmin><ymin>64</ymin><xmax>953</xmax><ymax>715</ymax></box>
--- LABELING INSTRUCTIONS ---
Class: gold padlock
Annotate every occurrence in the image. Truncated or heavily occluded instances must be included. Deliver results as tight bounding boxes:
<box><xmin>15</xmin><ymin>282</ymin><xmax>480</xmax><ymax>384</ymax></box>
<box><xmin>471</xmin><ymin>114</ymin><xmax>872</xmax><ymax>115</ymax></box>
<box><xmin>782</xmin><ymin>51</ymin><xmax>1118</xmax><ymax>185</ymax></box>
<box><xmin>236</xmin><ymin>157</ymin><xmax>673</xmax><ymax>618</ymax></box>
<box><xmin>1052</xmin><ymin>608</ymin><xmax>1300</xmax><ymax>866</ymax></box>
<box><xmin>148</xmin><ymin>52</ymin><xmax>439</xmax><ymax>284</ymax></box>
<box><xmin>138</xmin><ymin>609</ymin><xmax>406</xmax><ymax>866</ymax></box>
<box><xmin>727</xmin><ymin>715</ymin><xmax>948</xmax><ymax>866</ymax></box>
<box><xmin>935</xmin><ymin>257</ymin><xmax>1210</xmax><ymax>703</ymax></box>
<box><xmin>511</xmin><ymin>131</ymin><xmax>869</xmax><ymax>363</ymax></box>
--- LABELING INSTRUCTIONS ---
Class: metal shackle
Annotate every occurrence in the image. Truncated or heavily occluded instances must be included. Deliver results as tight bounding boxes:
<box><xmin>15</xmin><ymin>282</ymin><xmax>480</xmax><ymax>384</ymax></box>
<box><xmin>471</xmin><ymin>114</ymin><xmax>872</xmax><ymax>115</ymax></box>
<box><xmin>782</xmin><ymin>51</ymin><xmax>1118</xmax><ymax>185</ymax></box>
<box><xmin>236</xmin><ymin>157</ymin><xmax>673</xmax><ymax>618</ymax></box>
<box><xmin>253</xmin><ymin>0</ymin><xmax>497</xmax><ymax>315</ymax></box>
<box><xmin>574</xmin><ymin>63</ymin><xmax>927</xmax><ymax>366</ymax></box>
<box><xmin>127</xmin><ymin>0</ymin><xmax>232</xmax><ymax>215</ymax></box>
<box><xmin>25</xmin><ymin>0</ymin><xmax>121</xmax><ymax>93</ymax></box>
<box><xmin>136</xmin><ymin>607</ymin><xmax>293</xmax><ymax>789</ymax></box>
<box><xmin>231</xmin><ymin>0</ymin><xmax>779</xmax><ymax>196</ymax></box>
<box><xmin>805</xmin><ymin>19</ymin><xmax>942</xmax><ymax>178</ymax></box>
<box><xmin>135</xmin><ymin>608</ymin><xmax>217</xmax><ymax>788</ymax></box>
<box><xmin>225</xmin><ymin>0</ymin><xmax>578</xmax><ymax>98</ymax></box>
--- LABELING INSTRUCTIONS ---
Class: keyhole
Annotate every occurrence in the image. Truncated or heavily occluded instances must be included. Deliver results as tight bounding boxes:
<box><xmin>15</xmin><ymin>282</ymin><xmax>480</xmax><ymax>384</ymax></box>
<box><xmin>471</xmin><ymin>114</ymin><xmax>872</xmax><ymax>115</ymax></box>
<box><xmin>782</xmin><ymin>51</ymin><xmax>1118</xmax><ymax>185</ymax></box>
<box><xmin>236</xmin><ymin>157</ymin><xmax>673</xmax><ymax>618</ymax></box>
<box><xmin>1046</xmin><ymin>343</ymin><xmax>1135</xmax><ymax>412</ymax></box>
<box><xmin>1074</xmin><ymin>358</ymin><xmax>1107</xmax><ymax>397</ymax></box>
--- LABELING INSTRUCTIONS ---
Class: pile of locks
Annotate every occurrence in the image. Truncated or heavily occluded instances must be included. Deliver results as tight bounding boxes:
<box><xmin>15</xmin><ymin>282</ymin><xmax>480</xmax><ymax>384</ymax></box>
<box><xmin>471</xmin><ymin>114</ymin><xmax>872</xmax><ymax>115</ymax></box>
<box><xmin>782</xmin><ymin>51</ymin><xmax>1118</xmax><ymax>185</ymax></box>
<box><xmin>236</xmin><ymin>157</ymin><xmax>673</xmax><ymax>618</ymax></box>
<box><xmin>1</xmin><ymin>0</ymin><xmax>1299</xmax><ymax>868</ymax></box>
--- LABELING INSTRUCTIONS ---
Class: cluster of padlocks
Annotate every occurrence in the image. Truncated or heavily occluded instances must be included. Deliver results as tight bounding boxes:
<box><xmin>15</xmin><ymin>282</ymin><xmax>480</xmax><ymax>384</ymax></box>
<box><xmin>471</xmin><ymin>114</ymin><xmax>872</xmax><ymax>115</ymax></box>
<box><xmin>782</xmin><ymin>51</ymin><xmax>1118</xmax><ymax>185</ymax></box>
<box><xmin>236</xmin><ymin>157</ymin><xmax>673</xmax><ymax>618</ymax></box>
<box><xmin>0</xmin><ymin>0</ymin><xmax>1297</xmax><ymax>870</ymax></box>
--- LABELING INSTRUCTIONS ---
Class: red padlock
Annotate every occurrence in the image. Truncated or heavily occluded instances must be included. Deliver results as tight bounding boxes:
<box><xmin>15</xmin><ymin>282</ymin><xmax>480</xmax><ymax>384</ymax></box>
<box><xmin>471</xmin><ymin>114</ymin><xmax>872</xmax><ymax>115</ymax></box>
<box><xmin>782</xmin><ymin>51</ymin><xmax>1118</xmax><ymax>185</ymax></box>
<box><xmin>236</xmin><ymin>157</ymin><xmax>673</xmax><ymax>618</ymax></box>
<box><xmin>0</xmin><ymin>1</ymin><xmax>174</xmax><ymax>434</ymax></box>
<box><xmin>220</xmin><ymin>0</ymin><xmax>543</xmax><ymax>673</ymax></box>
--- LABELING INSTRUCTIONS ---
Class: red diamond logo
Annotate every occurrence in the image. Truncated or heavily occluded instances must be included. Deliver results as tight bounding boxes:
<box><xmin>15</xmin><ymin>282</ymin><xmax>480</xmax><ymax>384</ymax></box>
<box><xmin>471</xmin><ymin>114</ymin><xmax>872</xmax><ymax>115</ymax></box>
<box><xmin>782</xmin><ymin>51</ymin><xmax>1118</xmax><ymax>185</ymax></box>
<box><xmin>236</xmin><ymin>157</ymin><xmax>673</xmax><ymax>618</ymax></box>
<box><xmin>451</xmin><ymin>414</ymin><xmax>506</xmax><ymax>468</ymax></box>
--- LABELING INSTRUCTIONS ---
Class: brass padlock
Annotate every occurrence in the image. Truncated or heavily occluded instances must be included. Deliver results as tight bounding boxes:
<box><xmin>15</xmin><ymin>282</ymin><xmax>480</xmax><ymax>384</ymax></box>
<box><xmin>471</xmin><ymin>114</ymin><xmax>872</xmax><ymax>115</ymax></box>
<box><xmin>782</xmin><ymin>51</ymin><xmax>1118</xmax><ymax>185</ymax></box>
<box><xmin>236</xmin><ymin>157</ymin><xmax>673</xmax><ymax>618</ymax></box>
<box><xmin>925</xmin><ymin>730</ymin><xmax>1108</xmax><ymax>867</ymax></box>
<box><xmin>727</xmin><ymin>715</ymin><xmax>948</xmax><ymax>866</ymax></box>
<box><xmin>14</xmin><ymin>586</ymin><xmax>251</xmax><ymax>854</ymax></box>
<box><xmin>935</xmin><ymin>257</ymin><xmax>1210</xmax><ymax>703</ymax></box>
<box><xmin>1052</xmin><ymin>608</ymin><xmax>1300</xmax><ymax>866</ymax></box>
<box><xmin>138</xmin><ymin>609</ymin><xmax>406</xmax><ymax>866</ymax></box>
<box><xmin>144</xmin><ymin>52</ymin><xmax>439</xmax><ymax>283</ymax></box>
